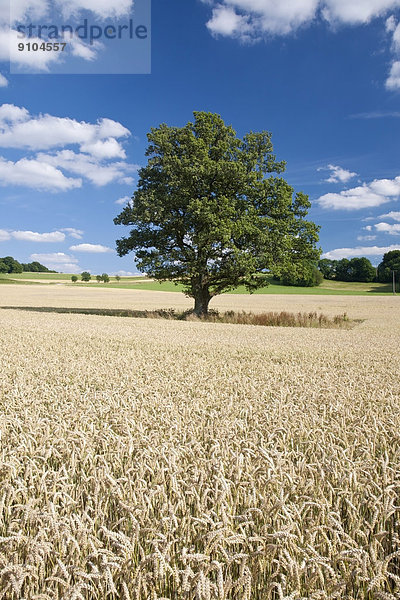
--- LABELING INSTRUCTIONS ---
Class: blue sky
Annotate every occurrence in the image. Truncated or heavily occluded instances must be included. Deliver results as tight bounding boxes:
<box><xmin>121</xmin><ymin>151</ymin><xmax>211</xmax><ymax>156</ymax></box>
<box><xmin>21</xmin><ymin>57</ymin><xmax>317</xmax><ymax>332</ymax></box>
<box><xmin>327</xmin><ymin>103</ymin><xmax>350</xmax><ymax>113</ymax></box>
<box><xmin>1</xmin><ymin>0</ymin><xmax>400</xmax><ymax>274</ymax></box>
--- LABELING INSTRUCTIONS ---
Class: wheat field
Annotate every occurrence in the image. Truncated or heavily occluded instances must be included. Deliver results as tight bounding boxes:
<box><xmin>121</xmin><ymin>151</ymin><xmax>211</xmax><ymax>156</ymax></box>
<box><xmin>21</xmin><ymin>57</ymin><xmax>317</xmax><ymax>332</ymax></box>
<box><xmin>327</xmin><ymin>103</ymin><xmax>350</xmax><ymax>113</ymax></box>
<box><xmin>0</xmin><ymin>285</ymin><xmax>399</xmax><ymax>599</ymax></box>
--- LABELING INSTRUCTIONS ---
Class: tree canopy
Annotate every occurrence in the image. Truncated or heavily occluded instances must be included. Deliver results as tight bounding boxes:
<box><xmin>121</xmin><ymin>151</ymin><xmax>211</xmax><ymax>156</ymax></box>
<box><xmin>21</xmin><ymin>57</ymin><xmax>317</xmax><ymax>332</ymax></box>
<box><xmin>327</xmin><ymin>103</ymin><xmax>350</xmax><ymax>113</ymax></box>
<box><xmin>115</xmin><ymin>112</ymin><xmax>320</xmax><ymax>314</ymax></box>
<box><xmin>377</xmin><ymin>250</ymin><xmax>400</xmax><ymax>283</ymax></box>
<box><xmin>318</xmin><ymin>257</ymin><xmax>375</xmax><ymax>282</ymax></box>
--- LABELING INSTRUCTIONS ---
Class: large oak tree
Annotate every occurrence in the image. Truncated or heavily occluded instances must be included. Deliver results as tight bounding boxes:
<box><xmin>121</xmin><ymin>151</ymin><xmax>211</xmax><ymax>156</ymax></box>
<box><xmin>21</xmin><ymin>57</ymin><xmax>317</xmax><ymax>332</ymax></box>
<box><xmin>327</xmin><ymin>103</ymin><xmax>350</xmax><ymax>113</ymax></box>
<box><xmin>114</xmin><ymin>112</ymin><xmax>320</xmax><ymax>315</ymax></box>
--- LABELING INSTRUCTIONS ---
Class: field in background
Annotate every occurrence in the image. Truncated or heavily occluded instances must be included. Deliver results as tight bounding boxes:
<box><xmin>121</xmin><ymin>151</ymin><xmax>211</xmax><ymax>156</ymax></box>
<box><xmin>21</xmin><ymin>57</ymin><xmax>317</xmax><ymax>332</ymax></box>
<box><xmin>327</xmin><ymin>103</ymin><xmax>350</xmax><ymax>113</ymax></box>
<box><xmin>0</xmin><ymin>272</ymin><xmax>394</xmax><ymax>294</ymax></box>
<box><xmin>0</xmin><ymin>285</ymin><xmax>399</xmax><ymax>598</ymax></box>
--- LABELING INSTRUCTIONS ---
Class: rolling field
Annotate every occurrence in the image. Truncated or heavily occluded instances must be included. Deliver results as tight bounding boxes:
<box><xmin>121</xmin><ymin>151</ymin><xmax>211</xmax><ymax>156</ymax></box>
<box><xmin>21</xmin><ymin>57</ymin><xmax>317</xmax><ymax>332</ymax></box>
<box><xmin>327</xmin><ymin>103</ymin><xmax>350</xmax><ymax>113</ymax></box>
<box><xmin>0</xmin><ymin>273</ymin><xmax>394</xmax><ymax>295</ymax></box>
<box><xmin>0</xmin><ymin>285</ymin><xmax>399</xmax><ymax>599</ymax></box>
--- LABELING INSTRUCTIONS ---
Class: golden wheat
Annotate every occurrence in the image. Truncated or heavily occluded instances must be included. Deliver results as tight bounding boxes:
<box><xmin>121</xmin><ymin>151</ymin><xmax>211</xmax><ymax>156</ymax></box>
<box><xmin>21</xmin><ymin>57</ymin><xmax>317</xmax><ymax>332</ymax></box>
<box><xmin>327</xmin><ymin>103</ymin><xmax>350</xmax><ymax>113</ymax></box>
<box><xmin>0</xmin><ymin>286</ymin><xmax>399</xmax><ymax>599</ymax></box>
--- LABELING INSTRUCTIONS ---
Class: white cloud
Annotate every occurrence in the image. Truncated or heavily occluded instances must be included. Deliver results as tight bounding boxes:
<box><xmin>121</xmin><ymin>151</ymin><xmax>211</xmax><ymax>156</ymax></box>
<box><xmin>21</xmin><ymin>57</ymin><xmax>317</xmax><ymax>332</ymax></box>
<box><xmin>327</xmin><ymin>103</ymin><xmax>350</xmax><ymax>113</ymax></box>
<box><xmin>0</xmin><ymin>104</ymin><xmax>29</xmax><ymax>123</ymax></box>
<box><xmin>30</xmin><ymin>251</ymin><xmax>81</xmax><ymax>273</ymax></box>
<box><xmin>322</xmin><ymin>243</ymin><xmax>400</xmax><ymax>259</ymax></box>
<box><xmin>204</xmin><ymin>0</ymin><xmax>400</xmax><ymax>40</ymax></box>
<box><xmin>7</xmin><ymin>0</ymin><xmax>133</xmax><ymax>23</ymax></box>
<box><xmin>69</xmin><ymin>243</ymin><xmax>114</xmax><ymax>253</ymax></box>
<box><xmin>80</xmin><ymin>138</ymin><xmax>126</xmax><ymax>159</ymax></box>
<box><xmin>357</xmin><ymin>234</ymin><xmax>377</xmax><ymax>240</ymax></box>
<box><xmin>317</xmin><ymin>175</ymin><xmax>400</xmax><ymax>209</ymax></box>
<box><xmin>207</xmin><ymin>5</ymin><xmax>252</xmax><ymax>37</ymax></box>
<box><xmin>385</xmin><ymin>16</ymin><xmax>400</xmax><ymax>89</ymax></box>
<box><xmin>36</xmin><ymin>150</ymin><xmax>137</xmax><ymax>186</ymax></box>
<box><xmin>318</xmin><ymin>164</ymin><xmax>358</xmax><ymax>183</ymax></box>
<box><xmin>115</xmin><ymin>195</ymin><xmax>131</xmax><ymax>205</ymax></box>
<box><xmin>375</xmin><ymin>221</ymin><xmax>400</xmax><ymax>234</ymax></box>
<box><xmin>54</xmin><ymin>0</ymin><xmax>133</xmax><ymax>19</ymax></box>
<box><xmin>0</xmin><ymin>229</ymin><xmax>11</xmax><ymax>241</ymax></box>
<box><xmin>378</xmin><ymin>210</ymin><xmax>400</xmax><ymax>220</ymax></box>
<box><xmin>0</xmin><ymin>156</ymin><xmax>81</xmax><ymax>190</ymax></box>
<box><xmin>386</xmin><ymin>59</ymin><xmax>400</xmax><ymax>89</ymax></box>
<box><xmin>0</xmin><ymin>74</ymin><xmax>8</xmax><ymax>87</ymax></box>
<box><xmin>60</xmin><ymin>227</ymin><xmax>84</xmax><ymax>239</ymax></box>
<box><xmin>0</xmin><ymin>104</ymin><xmax>134</xmax><ymax>190</ymax></box>
<box><xmin>10</xmin><ymin>0</ymin><xmax>48</xmax><ymax>23</ymax></box>
<box><xmin>11</xmin><ymin>230</ymin><xmax>65</xmax><ymax>242</ymax></box>
<box><xmin>0</xmin><ymin>106</ymin><xmax>130</xmax><ymax>152</ymax></box>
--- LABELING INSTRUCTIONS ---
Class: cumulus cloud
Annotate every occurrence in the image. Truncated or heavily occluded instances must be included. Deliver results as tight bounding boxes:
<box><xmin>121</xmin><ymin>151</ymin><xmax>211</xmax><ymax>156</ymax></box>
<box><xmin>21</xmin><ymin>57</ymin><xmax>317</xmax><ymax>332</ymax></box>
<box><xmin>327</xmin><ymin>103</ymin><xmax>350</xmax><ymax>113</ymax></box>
<box><xmin>0</xmin><ymin>105</ymin><xmax>129</xmax><ymax>153</ymax></box>
<box><xmin>0</xmin><ymin>156</ymin><xmax>81</xmax><ymax>190</ymax></box>
<box><xmin>379</xmin><ymin>210</ymin><xmax>400</xmax><ymax>220</ymax></box>
<box><xmin>0</xmin><ymin>229</ymin><xmax>11</xmax><ymax>241</ymax></box>
<box><xmin>36</xmin><ymin>150</ymin><xmax>137</xmax><ymax>186</ymax></box>
<box><xmin>317</xmin><ymin>175</ymin><xmax>400</xmax><ymax>209</ymax></box>
<box><xmin>375</xmin><ymin>221</ymin><xmax>400</xmax><ymax>234</ymax></box>
<box><xmin>54</xmin><ymin>0</ymin><xmax>133</xmax><ymax>19</ymax></box>
<box><xmin>322</xmin><ymin>243</ymin><xmax>400</xmax><ymax>259</ymax></box>
<box><xmin>204</xmin><ymin>0</ymin><xmax>400</xmax><ymax>39</ymax></box>
<box><xmin>60</xmin><ymin>228</ymin><xmax>84</xmax><ymax>239</ymax></box>
<box><xmin>386</xmin><ymin>60</ymin><xmax>400</xmax><ymax>89</ymax></box>
<box><xmin>0</xmin><ymin>73</ymin><xmax>8</xmax><ymax>87</ymax></box>
<box><xmin>30</xmin><ymin>251</ymin><xmax>81</xmax><ymax>273</ymax></box>
<box><xmin>318</xmin><ymin>164</ymin><xmax>358</xmax><ymax>184</ymax></box>
<box><xmin>11</xmin><ymin>230</ymin><xmax>65</xmax><ymax>242</ymax></box>
<box><xmin>69</xmin><ymin>243</ymin><xmax>114</xmax><ymax>253</ymax></box>
<box><xmin>0</xmin><ymin>104</ymin><xmax>134</xmax><ymax>190</ymax></box>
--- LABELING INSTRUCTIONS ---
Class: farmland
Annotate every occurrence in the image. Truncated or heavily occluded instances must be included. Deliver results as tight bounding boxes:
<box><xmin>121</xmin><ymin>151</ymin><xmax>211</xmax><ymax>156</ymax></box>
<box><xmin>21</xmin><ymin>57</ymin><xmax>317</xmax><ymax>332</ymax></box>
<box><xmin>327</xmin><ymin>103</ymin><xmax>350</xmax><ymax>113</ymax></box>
<box><xmin>0</xmin><ymin>284</ymin><xmax>399</xmax><ymax>599</ymax></box>
<box><xmin>0</xmin><ymin>272</ymin><xmax>394</xmax><ymax>295</ymax></box>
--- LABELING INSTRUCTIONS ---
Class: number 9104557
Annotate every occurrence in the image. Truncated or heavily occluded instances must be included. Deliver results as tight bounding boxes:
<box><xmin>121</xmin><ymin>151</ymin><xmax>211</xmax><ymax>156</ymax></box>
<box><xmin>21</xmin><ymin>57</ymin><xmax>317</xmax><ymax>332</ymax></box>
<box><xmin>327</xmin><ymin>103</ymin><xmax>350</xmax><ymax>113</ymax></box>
<box><xmin>18</xmin><ymin>42</ymin><xmax>67</xmax><ymax>51</ymax></box>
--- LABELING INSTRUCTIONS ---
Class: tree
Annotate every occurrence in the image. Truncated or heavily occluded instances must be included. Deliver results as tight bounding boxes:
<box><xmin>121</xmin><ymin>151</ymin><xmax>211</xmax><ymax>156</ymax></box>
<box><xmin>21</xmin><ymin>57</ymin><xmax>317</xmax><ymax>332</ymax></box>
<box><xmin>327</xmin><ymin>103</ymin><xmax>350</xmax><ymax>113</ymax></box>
<box><xmin>71</xmin><ymin>275</ymin><xmax>78</xmax><ymax>282</ymax></box>
<box><xmin>318</xmin><ymin>259</ymin><xmax>336</xmax><ymax>280</ymax></box>
<box><xmin>115</xmin><ymin>275</ymin><xmax>121</xmax><ymax>282</ymax></box>
<box><xmin>377</xmin><ymin>250</ymin><xmax>400</xmax><ymax>283</ymax></box>
<box><xmin>81</xmin><ymin>271</ymin><xmax>91</xmax><ymax>282</ymax></box>
<box><xmin>0</xmin><ymin>261</ymin><xmax>8</xmax><ymax>273</ymax></box>
<box><xmin>96</xmin><ymin>275</ymin><xmax>102</xmax><ymax>283</ymax></box>
<box><xmin>101</xmin><ymin>273</ymin><xmax>110</xmax><ymax>283</ymax></box>
<box><xmin>21</xmin><ymin>261</ymin><xmax>51</xmax><ymax>272</ymax></box>
<box><xmin>1</xmin><ymin>256</ymin><xmax>23</xmax><ymax>273</ymax></box>
<box><xmin>280</xmin><ymin>260</ymin><xmax>323</xmax><ymax>287</ymax></box>
<box><xmin>114</xmin><ymin>112</ymin><xmax>320</xmax><ymax>315</ymax></box>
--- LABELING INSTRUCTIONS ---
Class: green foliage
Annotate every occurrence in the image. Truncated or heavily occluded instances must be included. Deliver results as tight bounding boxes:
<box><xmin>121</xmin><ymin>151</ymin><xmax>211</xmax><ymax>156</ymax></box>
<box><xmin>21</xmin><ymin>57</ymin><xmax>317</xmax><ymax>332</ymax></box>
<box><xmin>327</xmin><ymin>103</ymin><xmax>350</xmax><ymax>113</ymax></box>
<box><xmin>377</xmin><ymin>250</ymin><xmax>400</xmax><ymax>283</ymax></box>
<box><xmin>101</xmin><ymin>273</ymin><xmax>110</xmax><ymax>283</ymax></box>
<box><xmin>115</xmin><ymin>275</ymin><xmax>121</xmax><ymax>282</ymax></box>
<box><xmin>0</xmin><ymin>256</ymin><xmax>53</xmax><ymax>274</ymax></box>
<box><xmin>96</xmin><ymin>275</ymin><xmax>102</xmax><ymax>283</ymax></box>
<box><xmin>115</xmin><ymin>112</ymin><xmax>320</xmax><ymax>314</ymax></box>
<box><xmin>318</xmin><ymin>257</ymin><xmax>376</xmax><ymax>282</ymax></box>
<box><xmin>71</xmin><ymin>275</ymin><xmax>78</xmax><ymax>283</ymax></box>
<box><xmin>0</xmin><ymin>256</ymin><xmax>23</xmax><ymax>273</ymax></box>
<box><xmin>21</xmin><ymin>261</ymin><xmax>51</xmax><ymax>272</ymax></box>
<box><xmin>280</xmin><ymin>261</ymin><xmax>324</xmax><ymax>287</ymax></box>
<box><xmin>81</xmin><ymin>271</ymin><xmax>91</xmax><ymax>282</ymax></box>
<box><xmin>318</xmin><ymin>259</ymin><xmax>336</xmax><ymax>280</ymax></box>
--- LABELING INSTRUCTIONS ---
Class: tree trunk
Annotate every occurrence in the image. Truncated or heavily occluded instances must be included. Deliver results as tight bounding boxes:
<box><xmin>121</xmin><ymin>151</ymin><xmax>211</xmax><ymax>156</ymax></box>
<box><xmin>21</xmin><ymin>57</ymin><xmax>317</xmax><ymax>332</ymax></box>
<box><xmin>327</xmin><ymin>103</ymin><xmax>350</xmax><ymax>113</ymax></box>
<box><xmin>193</xmin><ymin>289</ymin><xmax>211</xmax><ymax>316</ymax></box>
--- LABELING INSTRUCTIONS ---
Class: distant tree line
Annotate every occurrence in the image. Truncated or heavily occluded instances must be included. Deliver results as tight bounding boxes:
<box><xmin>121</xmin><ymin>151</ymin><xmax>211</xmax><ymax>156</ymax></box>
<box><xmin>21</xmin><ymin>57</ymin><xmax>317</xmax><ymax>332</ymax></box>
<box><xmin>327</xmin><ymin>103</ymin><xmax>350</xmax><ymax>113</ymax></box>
<box><xmin>0</xmin><ymin>256</ymin><xmax>55</xmax><ymax>274</ymax></box>
<box><xmin>318</xmin><ymin>251</ymin><xmax>400</xmax><ymax>283</ymax></box>
<box><xmin>276</xmin><ymin>251</ymin><xmax>400</xmax><ymax>287</ymax></box>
